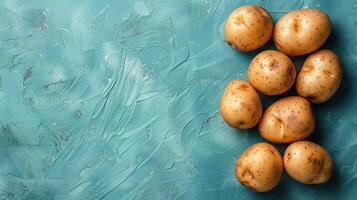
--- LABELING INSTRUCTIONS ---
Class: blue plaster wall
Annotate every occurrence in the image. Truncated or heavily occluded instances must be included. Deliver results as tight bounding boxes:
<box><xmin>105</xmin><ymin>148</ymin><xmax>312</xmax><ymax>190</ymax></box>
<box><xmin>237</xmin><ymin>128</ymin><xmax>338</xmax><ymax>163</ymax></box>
<box><xmin>0</xmin><ymin>0</ymin><xmax>356</xmax><ymax>199</ymax></box>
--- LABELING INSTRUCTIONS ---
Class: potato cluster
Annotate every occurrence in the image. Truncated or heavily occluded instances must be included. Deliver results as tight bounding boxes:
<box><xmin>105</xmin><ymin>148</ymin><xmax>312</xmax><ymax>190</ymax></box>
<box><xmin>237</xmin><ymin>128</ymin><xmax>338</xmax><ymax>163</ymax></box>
<box><xmin>221</xmin><ymin>5</ymin><xmax>342</xmax><ymax>192</ymax></box>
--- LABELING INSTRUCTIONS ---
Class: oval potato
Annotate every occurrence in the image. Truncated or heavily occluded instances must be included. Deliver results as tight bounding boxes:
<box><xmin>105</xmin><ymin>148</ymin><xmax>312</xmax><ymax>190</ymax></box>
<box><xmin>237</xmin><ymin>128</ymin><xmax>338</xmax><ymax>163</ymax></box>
<box><xmin>220</xmin><ymin>80</ymin><xmax>262</xmax><ymax>129</ymax></box>
<box><xmin>273</xmin><ymin>9</ymin><xmax>331</xmax><ymax>56</ymax></box>
<box><xmin>248</xmin><ymin>50</ymin><xmax>296</xmax><ymax>95</ymax></box>
<box><xmin>259</xmin><ymin>96</ymin><xmax>315</xmax><ymax>143</ymax></box>
<box><xmin>284</xmin><ymin>141</ymin><xmax>333</xmax><ymax>184</ymax></box>
<box><xmin>236</xmin><ymin>142</ymin><xmax>283</xmax><ymax>192</ymax></box>
<box><xmin>224</xmin><ymin>5</ymin><xmax>273</xmax><ymax>52</ymax></box>
<box><xmin>296</xmin><ymin>49</ymin><xmax>342</xmax><ymax>103</ymax></box>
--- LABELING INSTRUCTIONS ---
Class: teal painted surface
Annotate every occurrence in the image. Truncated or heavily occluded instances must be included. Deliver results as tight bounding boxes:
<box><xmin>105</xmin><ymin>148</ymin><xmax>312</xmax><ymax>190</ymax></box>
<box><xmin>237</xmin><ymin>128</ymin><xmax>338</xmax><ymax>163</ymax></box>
<box><xmin>0</xmin><ymin>0</ymin><xmax>356</xmax><ymax>199</ymax></box>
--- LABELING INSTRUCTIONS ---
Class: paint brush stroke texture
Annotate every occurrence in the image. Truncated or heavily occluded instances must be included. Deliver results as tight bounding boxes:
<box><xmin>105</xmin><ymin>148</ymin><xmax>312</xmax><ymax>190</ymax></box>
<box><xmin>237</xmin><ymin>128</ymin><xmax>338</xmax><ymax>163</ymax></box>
<box><xmin>0</xmin><ymin>0</ymin><xmax>356</xmax><ymax>199</ymax></box>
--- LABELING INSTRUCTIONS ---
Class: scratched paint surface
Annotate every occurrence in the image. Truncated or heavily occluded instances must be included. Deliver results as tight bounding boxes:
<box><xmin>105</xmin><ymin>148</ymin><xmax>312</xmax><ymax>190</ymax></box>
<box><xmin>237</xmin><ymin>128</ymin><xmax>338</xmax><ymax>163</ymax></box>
<box><xmin>0</xmin><ymin>0</ymin><xmax>356</xmax><ymax>199</ymax></box>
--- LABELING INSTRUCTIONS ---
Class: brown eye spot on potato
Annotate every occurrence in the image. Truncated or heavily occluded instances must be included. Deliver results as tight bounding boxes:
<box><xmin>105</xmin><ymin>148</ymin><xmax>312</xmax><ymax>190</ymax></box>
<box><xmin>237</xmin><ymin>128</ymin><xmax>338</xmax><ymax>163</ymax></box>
<box><xmin>293</xmin><ymin>18</ymin><xmax>302</xmax><ymax>33</ymax></box>
<box><xmin>241</xmin><ymin>167</ymin><xmax>255</xmax><ymax>179</ymax></box>
<box><xmin>287</xmin><ymin>66</ymin><xmax>294</xmax><ymax>80</ymax></box>
<box><xmin>269</xmin><ymin>59</ymin><xmax>279</xmax><ymax>70</ymax></box>
<box><xmin>270</xmin><ymin>149</ymin><xmax>281</xmax><ymax>160</ymax></box>
<box><xmin>312</xmin><ymin>158</ymin><xmax>322</xmax><ymax>168</ymax></box>
<box><xmin>323</xmin><ymin>70</ymin><xmax>335</xmax><ymax>79</ymax></box>
<box><xmin>239</xmin><ymin>84</ymin><xmax>250</xmax><ymax>89</ymax></box>
<box><xmin>255</xmin><ymin>7</ymin><xmax>264</xmax><ymax>16</ymax></box>
<box><xmin>303</xmin><ymin>65</ymin><xmax>314</xmax><ymax>72</ymax></box>
<box><xmin>310</xmin><ymin>157</ymin><xmax>327</xmax><ymax>181</ymax></box>
<box><xmin>238</xmin><ymin>121</ymin><xmax>245</xmax><ymax>126</ymax></box>
<box><xmin>272</xmin><ymin>114</ymin><xmax>285</xmax><ymax>139</ymax></box>
<box><xmin>308</xmin><ymin>156</ymin><xmax>313</xmax><ymax>163</ymax></box>
<box><xmin>235</xmin><ymin>15</ymin><xmax>246</xmax><ymax>26</ymax></box>
<box><xmin>251</xmin><ymin>111</ymin><xmax>257</xmax><ymax>119</ymax></box>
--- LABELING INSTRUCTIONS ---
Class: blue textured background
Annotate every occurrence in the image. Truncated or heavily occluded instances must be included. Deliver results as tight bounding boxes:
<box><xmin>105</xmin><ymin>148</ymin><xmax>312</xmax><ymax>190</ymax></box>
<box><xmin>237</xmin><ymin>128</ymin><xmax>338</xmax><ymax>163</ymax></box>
<box><xmin>0</xmin><ymin>0</ymin><xmax>356</xmax><ymax>199</ymax></box>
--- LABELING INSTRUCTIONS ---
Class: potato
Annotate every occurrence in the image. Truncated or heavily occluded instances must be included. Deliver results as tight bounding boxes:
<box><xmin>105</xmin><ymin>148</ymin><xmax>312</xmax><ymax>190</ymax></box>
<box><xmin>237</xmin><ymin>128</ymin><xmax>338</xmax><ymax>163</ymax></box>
<box><xmin>259</xmin><ymin>96</ymin><xmax>315</xmax><ymax>143</ymax></box>
<box><xmin>296</xmin><ymin>49</ymin><xmax>342</xmax><ymax>103</ymax></box>
<box><xmin>220</xmin><ymin>80</ymin><xmax>262</xmax><ymax>129</ymax></box>
<box><xmin>248</xmin><ymin>50</ymin><xmax>296</xmax><ymax>95</ymax></box>
<box><xmin>236</xmin><ymin>142</ymin><xmax>283</xmax><ymax>192</ymax></box>
<box><xmin>284</xmin><ymin>141</ymin><xmax>333</xmax><ymax>184</ymax></box>
<box><xmin>224</xmin><ymin>5</ymin><xmax>273</xmax><ymax>52</ymax></box>
<box><xmin>273</xmin><ymin>9</ymin><xmax>331</xmax><ymax>56</ymax></box>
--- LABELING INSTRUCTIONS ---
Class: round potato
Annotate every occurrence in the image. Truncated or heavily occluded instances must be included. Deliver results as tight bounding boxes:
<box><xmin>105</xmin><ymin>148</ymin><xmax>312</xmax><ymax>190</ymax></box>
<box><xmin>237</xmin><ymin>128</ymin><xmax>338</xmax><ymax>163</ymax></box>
<box><xmin>296</xmin><ymin>49</ymin><xmax>342</xmax><ymax>103</ymax></box>
<box><xmin>236</xmin><ymin>142</ymin><xmax>283</xmax><ymax>192</ymax></box>
<box><xmin>273</xmin><ymin>9</ymin><xmax>331</xmax><ymax>56</ymax></box>
<box><xmin>248</xmin><ymin>50</ymin><xmax>296</xmax><ymax>95</ymax></box>
<box><xmin>220</xmin><ymin>80</ymin><xmax>262</xmax><ymax>129</ymax></box>
<box><xmin>284</xmin><ymin>141</ymin><xmax>333</xmax><ymax>184</ymax></box>
<box><xmin>259</xmin><ymin>96</ymin><xmax>315</xmax><ymax>143</ymax></box>
<box><xmin>224</xmin><ymin>5</ymin><xmax>273</xmax><ymax>52</ymax></box>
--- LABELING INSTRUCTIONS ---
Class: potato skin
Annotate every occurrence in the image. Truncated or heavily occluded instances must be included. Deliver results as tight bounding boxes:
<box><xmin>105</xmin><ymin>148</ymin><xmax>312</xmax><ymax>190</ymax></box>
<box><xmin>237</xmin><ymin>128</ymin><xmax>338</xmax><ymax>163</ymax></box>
<box><xmin>220</xmin><ymin>80</ymin><xmax>262</xmax><ymax>129</ymax></box>
<box><xmin>236</xmin><ymin>143</ymin><xmax>283</xmax><ymax>192</ymax></box>
<box><xmin>248</xmin><ymin>50</ymin><xmax>296</xmax><ymax>95</ymax></box>
<box><xmin>259</xmin><ymin>96</ymin><xmax>315</xmax><ymax>143</ymax></box>
<box><xmin>296</xmin><ymin>49</ymin><xmax>342</xmax><ymax>103</ymax></box>
<box><xmin>224</xmin><ymin>5</ymin><xmax>273</xmax><ymax>52</ymax></box>
<box><xmin>284</xmin><ymin>141</ymin><xmax>333</xmax><ymax>184</ymax></box>
<box><xmin>273</xmin><ymin>9</ymin><xmax>331</xmax><ymax>56</ymax></box>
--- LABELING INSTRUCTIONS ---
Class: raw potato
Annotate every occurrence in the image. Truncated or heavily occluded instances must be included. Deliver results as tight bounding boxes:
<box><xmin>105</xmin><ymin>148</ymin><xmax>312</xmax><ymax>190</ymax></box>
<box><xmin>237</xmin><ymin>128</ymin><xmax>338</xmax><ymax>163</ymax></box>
<box><xmin>220</xmin><ymin>80</ymin><xmax>262</xmax><ymax>129</ymax></box>
<box><xmin>273</xmin><ymin>9</ymin><xmax>331</xmax><ymax>56</ymax></box>
<box><xmin>224</xmin><ymin>5</ymin><xmax>273</xmax><ymax>52</ymax></box>
<box><xmin>259</xmin><ymin>96</ymin><xmax>315</xmax><ymax>143</ymax></box>
<box><xmin>284</xmin><ymin>141</ymin><xmax>333</xmax><ymax>184</ymax></box>
<box><xmin>296</xmin><ymin>49</ymin><xmax>342</xmax><ymax>103</ymax></box>
<box><xmin>236</xmin><ymin>142</ymin><xmax>283</xmax><ymax>192</ymax></box>
<box><xmin>248</xmin><ymin>50</ymin><xmax>296</xmax><ymax>95</ymax></box>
